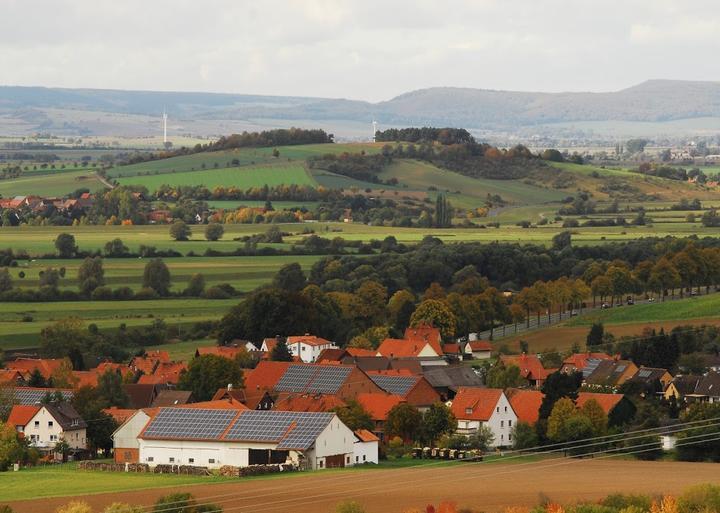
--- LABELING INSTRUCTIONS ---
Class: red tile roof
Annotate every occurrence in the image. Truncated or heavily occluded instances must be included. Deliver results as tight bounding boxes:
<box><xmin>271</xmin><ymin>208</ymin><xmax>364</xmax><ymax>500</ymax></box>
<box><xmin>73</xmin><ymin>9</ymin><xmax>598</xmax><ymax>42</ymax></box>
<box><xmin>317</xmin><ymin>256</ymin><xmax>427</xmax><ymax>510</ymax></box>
<box><xmin>103</xmin><ymin>407</ymin><xmax>138</xmax><ymax>424</ymax></box>
<box><xmin>443</xmin><ymin>344</ymin><xmax>461</xmax><ymax>355</ymax></box>
<box><xmin>466</xmin><ymin>341</ymin><xmax>493</xmax><ymax>352</ymax></box>
<box><xmin>0</xmin><ymin>369</ymin><xmax>25</xmax><ymax>385</ymax></box>
<box><xmin>506</xmin><ymin>388</ymin><xmax>543</xmax><ymax>424</ymax></box>
<box><xmin>6</xmin><ymin>358</ymin><xmax>64</xmax><ymax>379</ymax></box>
<box><xmin>355</xmin><ymin>429</ymin><xmax>380</xmax><ymax>443</ymax></box>
<box><xmin>345</xmin><ymin>348</ymin><xmax>377</xmax><ymax>357</ymax></box>
<box><xmin>357</xmin><ymin>393</ymin><xmax>405</xmax><ymax>421</ymax></box>
<box><xmin>376</xmin><ymin>338</ymin><xmax>439</xmax><ymax>358</ymax></box>
<box><xmin>450</xmin><ymin>387</ymin><xmax>503</xmax><ymax>421</ymax></box>
<box><xmin>244</xmin><ymin>361</ymin><xmax>293</xmax><ymax>393</ymax></box>
<box><xmin>287</xmin><ymin>335</ymin><xmax>333</xmax><ymax>347</ymax></box>
<box><xmin>562</xmin><ymin>353</ymin><xmax>614</xmax><ymax>370</ymax></box>
<box><xmin>8</xmin><ymin>405</ymin><xmax>40</xmax><ymax>428</ymax></box>
<box><xmin>577</xmin><ymin>392</ymin><xmax>624</xmax><ymax>414</ymax></box>
<box><xmin>274</xmin><ymin>394</ymin><xmax>346</xmax><ymax>413</ymax></box>
<box><xmin>500</xmin><ymin>354</ymin><xmax>551</xmax><ymax>381</ymax></box>
<box><xmin>181</xmin><ymin>399</ymin><xmax>248</xmax><ymax>410</ymax></box>
<box><xmin>404</xmin><ymin>325</ymin><xmax>443</xmax><ymax>355</ymax></box>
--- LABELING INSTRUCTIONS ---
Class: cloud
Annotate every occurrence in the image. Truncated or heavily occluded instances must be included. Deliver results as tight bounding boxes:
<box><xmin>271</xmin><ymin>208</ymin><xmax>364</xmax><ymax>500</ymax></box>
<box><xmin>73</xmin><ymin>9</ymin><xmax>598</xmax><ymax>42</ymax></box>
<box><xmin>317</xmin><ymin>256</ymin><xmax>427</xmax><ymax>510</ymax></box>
<box><xmin>1</xmin><ymin>0</ymin><xmax>719</xmax><ymax>101</ymax></box>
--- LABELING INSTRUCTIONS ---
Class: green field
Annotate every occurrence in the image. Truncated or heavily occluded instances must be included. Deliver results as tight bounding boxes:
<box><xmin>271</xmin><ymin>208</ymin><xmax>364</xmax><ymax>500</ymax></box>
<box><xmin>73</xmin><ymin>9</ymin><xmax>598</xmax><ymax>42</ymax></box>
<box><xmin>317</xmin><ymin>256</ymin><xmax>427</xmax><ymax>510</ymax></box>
<box><xmin>567</xmin><ymin>292</ymin><xmax>720</xmax><ymax>326</ymax></box>
<box><xmin>0</xmin><ymin>298</ymin><xmax>240</xmax><ymax>350</ymax></box>
<box><xmin>9</xmin><ymin>255</ymin><xmax>323</xmax><ymax>292</ymax></box>
<box><xmin>0</xmin><ymin>169</ymin><xmax>106</xmax><ymax>197</ymax></box>
<box><xmin>117</xmin><ymin>163</ymin><xmax>316</xmax><ymax>190</ymax></box>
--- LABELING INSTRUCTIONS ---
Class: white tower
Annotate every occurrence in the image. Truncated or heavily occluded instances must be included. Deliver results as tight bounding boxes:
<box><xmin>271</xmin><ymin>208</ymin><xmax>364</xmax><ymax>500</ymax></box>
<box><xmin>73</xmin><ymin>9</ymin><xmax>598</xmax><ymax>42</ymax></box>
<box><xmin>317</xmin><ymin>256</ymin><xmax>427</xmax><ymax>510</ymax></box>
<box><xmin>372</xmin><ymin>120</ymin><xmax>378</xmax><ymax>142</ymax></box>
<box><xmin>162</xmin><ymin>110</ymin><xmax>168</xmax><ymax>144</ymax></box>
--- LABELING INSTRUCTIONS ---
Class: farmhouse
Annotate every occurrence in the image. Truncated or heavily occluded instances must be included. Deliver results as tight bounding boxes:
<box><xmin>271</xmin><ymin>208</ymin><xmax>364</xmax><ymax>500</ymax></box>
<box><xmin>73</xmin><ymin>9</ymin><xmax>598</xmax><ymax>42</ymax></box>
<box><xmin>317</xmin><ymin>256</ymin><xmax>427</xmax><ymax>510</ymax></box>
<box><xmin>356</xmin><ymin>392</ymin><xmax>406</xmax><ymax>441</ymax></box>
<box><xmin>450</xmin><ymin>387</ymin><xmax>517</xmax><ymax>447</ymax></box>
<box><xmin>286</xmin><ymin>335</ymin><xmax>339</xmax><ymax>363</ymax></box>
<box><xmin>499</xmin><ymin>354</ymin><xmax>552</xmax><ymax>388</ymax></box>
<box><xmin>584</xmin><ymin>360</ymin><xmax>639</xmax><ymax>387</ymax></box>
<box><xmin>8</xmin><ymin>403</ymin><xmax>87</xmax><ymax>451</ymax></box>
<box><xmin>137</xmin><ymin>408</ymin><xmax>357</xmax><ymax>470</ymax></box>
<box><xmin>422</xmin><ymin>366</ymin><xmax>484</xmax><ymax>400</ymax></box>
<box><xmin>560</xmin><ymin>353</ymin><xmax>614</xmax><ymax>374</ymax></box>
<box><xmin>463</xmin><ymin>340</ymin><xmax>493</xmax><ymax>360</ymax></box>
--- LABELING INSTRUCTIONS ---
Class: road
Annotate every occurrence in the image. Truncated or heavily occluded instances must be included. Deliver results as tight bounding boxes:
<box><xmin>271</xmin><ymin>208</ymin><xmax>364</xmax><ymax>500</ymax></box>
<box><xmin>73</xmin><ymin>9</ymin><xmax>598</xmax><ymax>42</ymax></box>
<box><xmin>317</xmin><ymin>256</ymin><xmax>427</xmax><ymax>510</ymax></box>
<box><xmin>9</xmin><ymin>459</ymin><xmax>720</xmax><ymax>513</ymax></box>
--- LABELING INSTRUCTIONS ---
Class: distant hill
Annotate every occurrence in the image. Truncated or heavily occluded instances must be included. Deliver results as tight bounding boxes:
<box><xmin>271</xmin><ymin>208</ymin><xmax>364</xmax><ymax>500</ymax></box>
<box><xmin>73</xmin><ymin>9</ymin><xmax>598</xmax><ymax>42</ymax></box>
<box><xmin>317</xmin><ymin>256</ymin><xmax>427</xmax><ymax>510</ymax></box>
<box><xmin>3</xmin><ymin>80</ymin><xmax>720</xmax><ymax>137</ymax></box>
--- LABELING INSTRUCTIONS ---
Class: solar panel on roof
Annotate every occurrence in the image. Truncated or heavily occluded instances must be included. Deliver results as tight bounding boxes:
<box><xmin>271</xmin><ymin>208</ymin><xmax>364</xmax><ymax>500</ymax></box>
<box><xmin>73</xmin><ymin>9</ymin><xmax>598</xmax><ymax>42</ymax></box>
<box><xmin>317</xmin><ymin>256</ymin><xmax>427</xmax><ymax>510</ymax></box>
<box><xmin>638</xmin><ymin>369</ymin><xmax>653</xmax><ymax>378</ymax></box>
<box><xmin>142</xmin><ymin>408</ymin><xmax>238</xmax><ymax>440</ymax></box>
<box><xmin>13</xmin><ymin>388</ymin><xmax>73</xmax><ymax>405</ymax></box>
<box><xmin>225</xmin><ymin>410</ymin><xmax>334</xmax><ymax>450</ymax></box>
<box><xmin>307</xmin><ymin>366</ymin><xmax>351</xmax><ymax>394</ymax></box>
<box><xmin>275</xmin><ymin>365</ymin><xmax>351</xmax><ymax>394</ymax></box>
<box><xmin>275</xmin><ymin>365</ymin><xmax>316</xmax><ymax>392</ymax></box>
<box><xmin>368</xmin><ymin>375</ymin><xmax>418</xmax><ymax>395</ymax></box>
<box><xmin>616</xmin><ymin>364</ymin><xmax>626</xmax><ymax>372</ymax></box>
<box><xmin>582</xmin><ymin>359</ymin><xmax>601</xmax><ymax>378</ymax></box>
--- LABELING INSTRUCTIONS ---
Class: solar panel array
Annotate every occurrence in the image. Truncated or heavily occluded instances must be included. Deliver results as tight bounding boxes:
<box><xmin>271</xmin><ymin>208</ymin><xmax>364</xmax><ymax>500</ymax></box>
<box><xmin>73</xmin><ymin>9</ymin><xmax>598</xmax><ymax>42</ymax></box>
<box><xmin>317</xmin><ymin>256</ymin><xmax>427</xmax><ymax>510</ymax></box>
<box><xmin>142</xmin><ymin>408</ymin><xmax>239</xmax><ymax>440</ymax></box>
<box><xmin>582</xmin><ymin>359</ymin><xmax>602</xmax><ymax>378</ymax></box>
<box><xmin>13</xmin><ymin>388</ymin><xmax>73</xmax><ymax>405</ymax></box>
<box><xmin>275</xmin><ymin>365</ymin><xmax>352</xmax><ymax>394</ymax></box>
<box><xmin>637</xmin><ymin>369</ymin><xmax>653</xmax><ymax>378</ymax></box>
<box><xmin>368</xmin><ymin>374</ymin><xmax>418</xmax><ymax>395</ymax></box>
<box><xmin>222</xmin><ymin>410</ymin><xmax>334</xmax><ymax>449</ymax></box>
<box><xmin>277</xmin><ymin>412</ymin><xmax>335</xmax><ymax>450</ymax></box>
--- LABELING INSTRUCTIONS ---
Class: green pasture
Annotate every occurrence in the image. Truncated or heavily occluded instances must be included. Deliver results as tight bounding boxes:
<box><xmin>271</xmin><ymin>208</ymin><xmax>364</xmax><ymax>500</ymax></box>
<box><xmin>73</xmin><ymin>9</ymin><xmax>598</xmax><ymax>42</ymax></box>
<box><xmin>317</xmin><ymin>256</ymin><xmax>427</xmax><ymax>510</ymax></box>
<box><xmin>0</xmin><ymin>170</ymin><xmax>106</xmax><ymax>197</ymax></box>
<box><xmin>117</xmin><ymin>163</ymin><xmax>316</xmax><ymax>190</ymax></box>
<box><xmin>9</xmin><ymin>255</ymin><xmax>323</xmax><ymax>292</ymax></box>
<box><xmin>567</xmin><ymin>292</ymin><xmax>720</xmax><ymax>326</ymax></box>
<box><xmin>0</xmin><ymin>298</ymin><xmax>239</xmax><ymax>350</ymax></box>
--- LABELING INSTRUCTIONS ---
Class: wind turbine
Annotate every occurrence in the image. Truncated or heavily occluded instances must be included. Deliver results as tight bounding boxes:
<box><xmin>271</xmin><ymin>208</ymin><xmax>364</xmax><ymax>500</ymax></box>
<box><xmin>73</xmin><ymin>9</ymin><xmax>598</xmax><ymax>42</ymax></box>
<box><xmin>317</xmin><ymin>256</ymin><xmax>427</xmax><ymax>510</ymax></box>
<box><xmin>372</xmin><ymin>120</ymin><xmax>378</xmax><ymax>142</ymax></box>
<box><xmin>162</xmin><ymin>109</ymin><xmax>168</xmax><ymax>145</ymax></box>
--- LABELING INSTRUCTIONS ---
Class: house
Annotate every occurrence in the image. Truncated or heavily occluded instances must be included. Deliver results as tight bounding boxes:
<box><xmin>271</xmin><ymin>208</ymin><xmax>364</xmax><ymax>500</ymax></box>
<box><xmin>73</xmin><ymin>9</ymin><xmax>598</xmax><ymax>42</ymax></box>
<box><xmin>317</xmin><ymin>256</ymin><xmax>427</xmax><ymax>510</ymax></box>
<box><xmin>10</xmin><ymin>387</ymin><xmax>74</xmax><ymax>405</ymax></box>
<box><xmin>273</xmin><ymin>393</ymin><xmax>346</xmax><ymax>413</ymax></box>
<box><xmin>560</xmin><ymin>353</ymin><xmax>614</xmax><ymax>374</ymax></box>
<box><xmin>123</xmin><ymin>384</ymin><xmax>168</xmax><ymax>409</ymax></box>
<box><xmin>286</xmin><ymin>335</ymin><xmax>339</xmax><ymax>363</ymax></box>
<box><xmin>340</xmin><ymin>356</ymin><xmax>423</xmax><ymax>375</ymax></box>
<box><xmin>137</xmin><ymin>408</ymin><xmax>356</xmax><ymax>470</ymax></box>
<box><xmin>9</xmin><ymin>403</ymin><xmax>87</xmax><ymax>451</ymax></box>
<box><xmin>499</xmin><ymin>354</ymin><xmax>552</xmax><ymax>388</ymax></box>
<box><xmin>150</xmin><ymin>389</ymin><xmax>194</xmax><ymax>407</ymax></box>
<box><xmin>450</xmin><ymin>388</ymin><xmax>517</xmax><ymax>447</ymax></box>
<box><xmin>242</xmin><ymin>362</ymin><xmax>384</xmax><ymax>410</ymax></box>
<box><xmin>576</xmin><ymin>392</ymin><xmax>636</xmax><ymax>426</ymax></box>
<box><xmin>692</xmin><ymin>372</ymin><xmax>720</xmax><ymax>403</ymax></box>
<box><xmin>0</xmin><ymin>369</ymin><xmax>26</xmax><ymax>386</ymax></box>
<box><xmin>366</xmin><ymin>370</ymin><xmax>440</xmax><ymax>410</ymax></box>
<box><xmin>103</xmin><ymin>407</ymin><xmax>139</xmax><ymax>425</ymax></box>
<box><xmin>353</xmin><ymin>430</ymin><xmax>379</xmax><ymax>465</ymax></box>
<box><xmin>5</xmin><ymin>358</ymin><xmax>65</xmax><ymax>381</ymax></box>
<box><xmin>625</xmin><ymin>367</ymin><xmax>673</xmax><ymax>394</ymax></box>
<box><xmin>464</xmin><ymin>340</ymin><xmax>493</xmax><ymax>360</ymax></box>
<box><xmin>137</xmin><ymin>361</ymin><xmax>187</xmax><ymax>385</ymax></box>
<box><xmin>129</xmin><ymin>351</ymin><xmax>170</xmax><ymax>375</ymax></box>
<box><xmin>584</xmin><ymin>360</ymin><xmax>639</xmax><ymax>388</ymax></box>
<box><xmin>505</xmin><ymin>388</ymin><xmax>544</xmax><ymax>425</ymax></box>
<box><xmin>376</xmin><ymin>339</ymin><xmax>441</xmax><ymax>359</ymax></box>
<box><xmin>422</xmin><ymin>366</ymin><xmax>484</xmax><ymax>401</ymax></box>
<box><xmin>356</xmin><ymin>393</ymin><xmax>405</xmax><ymax>441</ymax></box>
<box><xmin>664</xmin><ymin>375</ymin><xmax>703</xmax><ymax>403</ymax></box>
<box><xmin>147</xmin><ymin>210</ymin><xmax>173</xmax><ymax>224</ymax></box>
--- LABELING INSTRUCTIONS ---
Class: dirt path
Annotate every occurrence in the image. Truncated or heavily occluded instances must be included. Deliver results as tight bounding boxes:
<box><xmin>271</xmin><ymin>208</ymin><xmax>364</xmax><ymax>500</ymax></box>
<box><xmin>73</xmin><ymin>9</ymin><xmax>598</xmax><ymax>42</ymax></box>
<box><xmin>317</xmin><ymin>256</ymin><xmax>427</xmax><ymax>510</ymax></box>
<box><xmin>8</xmin><ymin>459</ymin><xmax>720</xmax><ymax>513</ymax></box>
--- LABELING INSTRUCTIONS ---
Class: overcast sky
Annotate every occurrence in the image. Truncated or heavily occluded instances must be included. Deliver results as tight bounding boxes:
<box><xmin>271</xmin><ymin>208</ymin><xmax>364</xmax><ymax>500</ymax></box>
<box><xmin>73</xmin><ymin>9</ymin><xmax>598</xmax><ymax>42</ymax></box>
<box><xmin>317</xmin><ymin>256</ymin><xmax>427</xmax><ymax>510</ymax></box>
<box><xmin>2</xmin><ymin>0</ymin><xmax>720</xmax><ymax>102</ymax></box>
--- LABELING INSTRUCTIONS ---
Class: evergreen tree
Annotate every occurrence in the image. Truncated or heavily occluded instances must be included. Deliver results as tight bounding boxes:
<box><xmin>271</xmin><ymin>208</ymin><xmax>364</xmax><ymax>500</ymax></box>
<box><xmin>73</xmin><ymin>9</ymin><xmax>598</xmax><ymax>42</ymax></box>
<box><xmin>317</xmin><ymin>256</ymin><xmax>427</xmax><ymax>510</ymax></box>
<box><xmin>270</xmin><ymin>337</ymin><xmax>293</xmax><ymax>362</ymax></box>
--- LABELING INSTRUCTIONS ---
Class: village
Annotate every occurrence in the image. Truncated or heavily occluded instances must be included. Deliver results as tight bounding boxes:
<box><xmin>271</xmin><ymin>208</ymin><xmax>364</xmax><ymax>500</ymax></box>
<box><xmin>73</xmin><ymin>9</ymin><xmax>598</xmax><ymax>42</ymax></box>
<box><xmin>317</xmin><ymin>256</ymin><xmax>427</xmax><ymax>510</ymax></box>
<box><xmin>2</xmin><ymin>323</ymin><xmax>719</xmax><ymax>477</ymax></box>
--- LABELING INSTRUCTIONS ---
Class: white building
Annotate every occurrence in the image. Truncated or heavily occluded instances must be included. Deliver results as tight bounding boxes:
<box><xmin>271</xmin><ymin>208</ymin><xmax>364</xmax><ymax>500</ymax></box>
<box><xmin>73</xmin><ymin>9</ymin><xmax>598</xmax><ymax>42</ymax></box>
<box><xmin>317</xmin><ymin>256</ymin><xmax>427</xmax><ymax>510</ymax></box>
<box><xmin>450</xmin><ymin>388</ymin><xmax>517</xmax><ymax>448</ymax></box>
<box><xmin>286</xmin><ymin>335</ymin><xmax>338</xmax><ymax>363</ymax></box>
<box><xmin>353</xmin><ymin>429</ymin><xmax>379</xmax><ymax>465</ymax></box>
<box><xmin>112</xmin><ymin>409</ymin><xmax>154</xmax><ymax>463</ymax></box>
<box><xmin>8</xmin><ymin>403</ymin><xmax>87</xmax><ymax>451</ymax></box>
<box><xmin>136</xmin><ymin>408</ymin><xmax>355</xmax><ymax>470</ymax></box>
<box><xmin>464</xmin><ymin>340</ymin><xmax>493</xmax><ymax>360</ymax></box>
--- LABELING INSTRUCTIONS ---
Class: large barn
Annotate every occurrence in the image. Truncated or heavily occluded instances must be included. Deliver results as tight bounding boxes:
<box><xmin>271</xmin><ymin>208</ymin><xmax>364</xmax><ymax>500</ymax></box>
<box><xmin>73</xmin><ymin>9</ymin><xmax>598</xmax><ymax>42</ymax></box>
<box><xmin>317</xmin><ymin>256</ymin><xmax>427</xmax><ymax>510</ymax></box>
<box><xmin>135</xmin><ymin>407</ymin><xmax>357</xmax><ymax>470</ymax></box>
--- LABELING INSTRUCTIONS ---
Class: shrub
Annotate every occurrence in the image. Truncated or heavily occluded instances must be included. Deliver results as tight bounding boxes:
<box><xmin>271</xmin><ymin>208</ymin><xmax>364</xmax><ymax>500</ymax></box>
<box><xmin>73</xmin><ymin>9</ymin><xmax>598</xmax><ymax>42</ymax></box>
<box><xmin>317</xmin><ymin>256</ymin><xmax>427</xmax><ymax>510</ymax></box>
<box><xmin>204</xmin><ymin>286</ymin><xmax>231</xmax><ymax>300</ymax></box>
<box><xmin>91</xmin><ymin>286</ymin><xmax>114</xmax><ymax>300</ymax></box>
<box><xmin>678</xmin><ymin>484</ymin><xmax>720</xmax><ymax>513</ymax></box>
<box><xmin>134</xmin><ymin>287</ymin><xmax>160</xmax><ymax>300</ymax></box>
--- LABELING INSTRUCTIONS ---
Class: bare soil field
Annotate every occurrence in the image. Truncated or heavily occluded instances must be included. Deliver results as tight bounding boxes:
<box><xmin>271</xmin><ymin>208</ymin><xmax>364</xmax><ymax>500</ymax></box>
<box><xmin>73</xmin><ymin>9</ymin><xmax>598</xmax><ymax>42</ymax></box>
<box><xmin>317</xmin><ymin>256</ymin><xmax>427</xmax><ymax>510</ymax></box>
<box><xmin>500</xmin><ymin>317</ymin><xmax>720</xmax><ymax>353</ymax></box>
<box><xmin>8</xmin><ymin>459</ymin><xmax>720</xmax><ymax>513</ymax></box>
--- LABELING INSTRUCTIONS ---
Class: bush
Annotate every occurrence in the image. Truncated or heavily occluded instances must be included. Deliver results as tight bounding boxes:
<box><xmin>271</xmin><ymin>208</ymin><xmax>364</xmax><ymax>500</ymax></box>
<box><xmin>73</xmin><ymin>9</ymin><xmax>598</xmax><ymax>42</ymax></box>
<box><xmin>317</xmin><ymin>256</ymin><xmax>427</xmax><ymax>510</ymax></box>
<box><xmin>134</xmin><ymin>287</ymin><xmax>160</xmax><ymax>300</ymax></box>
<box><xmin>91</xmin><ymin>286</ymin><xmax>114</xmax><ymax>300</ymax></box>
<box><xmin>113</xmin><ymin>287</ymin><xmax>135</xmax><ymax>300</ymax></box>
<box><xmin>204</xmin><ymin>286</ymin><xmax>231</xmax><ymax>299</ymax></box>
<box><xmin>678</xmin><ymin>484</ymin><xmax>720</xmax><ymax>513</ymax></box>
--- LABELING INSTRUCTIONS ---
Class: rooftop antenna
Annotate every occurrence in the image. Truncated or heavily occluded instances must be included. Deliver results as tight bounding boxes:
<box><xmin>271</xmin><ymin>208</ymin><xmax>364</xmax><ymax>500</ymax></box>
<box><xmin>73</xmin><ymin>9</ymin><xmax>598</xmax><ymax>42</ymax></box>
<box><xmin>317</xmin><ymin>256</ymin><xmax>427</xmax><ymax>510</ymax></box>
<box><xmin>162</xmin><ymin>109</ymin><xmax>168</xmax><ymax>145</ymax></box>
<box><xmin>372</xmin><ymin>120</ymin><xmax>378</xmax><ymax>142</ymax></box>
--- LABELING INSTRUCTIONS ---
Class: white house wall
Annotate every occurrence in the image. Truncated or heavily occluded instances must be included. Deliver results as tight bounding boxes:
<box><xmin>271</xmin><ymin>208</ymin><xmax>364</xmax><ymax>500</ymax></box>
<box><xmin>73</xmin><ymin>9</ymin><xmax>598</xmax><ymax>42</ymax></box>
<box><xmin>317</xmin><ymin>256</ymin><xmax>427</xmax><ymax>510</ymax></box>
<box><xmin>353</xmin><ymin>441</ymin><xmax>379</xmax><ymax>465</ymax></box>
<box><xmin>455</xmin><ymin>393</ymin><xmax>517</xmax><ymax>448</ymax></box>
<box><xmin>113</xmin><ymin>411</ymin><xmax>150</xmax><ymax>451</ymax></box>
<box><xmin>305</xmin><ymin>416</ymin><xmax>355</xmax><ymax>469</ymax></box>
<box><xmin>25</xmin><ymin>407</ymin><xmax>86</xmax><ymax>450</ymax></box>
<box><xmin>138</xmin><ymin>439</ymin><xmax>285</xmax><ymax>468</ymax></box>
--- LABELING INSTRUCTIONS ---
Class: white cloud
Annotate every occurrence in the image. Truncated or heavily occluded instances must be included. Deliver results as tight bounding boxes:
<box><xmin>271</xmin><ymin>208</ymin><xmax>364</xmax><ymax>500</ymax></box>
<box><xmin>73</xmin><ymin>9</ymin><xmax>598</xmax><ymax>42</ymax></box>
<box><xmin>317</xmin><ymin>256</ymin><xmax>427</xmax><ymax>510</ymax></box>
<box><xmin>1</xmin><ymin>0</ymin><xmax>720</xmax><ymax>101</ymax></box>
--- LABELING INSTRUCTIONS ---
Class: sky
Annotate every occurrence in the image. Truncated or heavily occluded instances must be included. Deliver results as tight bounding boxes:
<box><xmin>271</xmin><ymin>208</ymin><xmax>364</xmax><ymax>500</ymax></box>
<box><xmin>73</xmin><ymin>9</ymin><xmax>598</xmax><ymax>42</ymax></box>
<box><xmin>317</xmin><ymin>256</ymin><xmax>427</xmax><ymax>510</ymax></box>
<box><xmin>2</xmin><ymin>0</ymin><xmax>720</xmax><ymax>102</ymax></box>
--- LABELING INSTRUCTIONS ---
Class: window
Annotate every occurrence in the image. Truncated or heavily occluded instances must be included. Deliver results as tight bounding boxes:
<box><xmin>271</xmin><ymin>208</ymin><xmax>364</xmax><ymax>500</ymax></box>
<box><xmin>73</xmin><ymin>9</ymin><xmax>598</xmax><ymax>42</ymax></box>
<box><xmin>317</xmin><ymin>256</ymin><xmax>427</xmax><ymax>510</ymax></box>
<box><xmin>363</xmin><ymin>455</ymin><xmax>366</xmax><ymax>462</ymax></box>
<box><xmin>208</xmin><ymin>458</ymin><xmax>215</xmax><ymax>464</ymax></box>
<box><xmin>509</xmin><ymin>420</ymin><xmax>512</xmax><ymax>427</ymax></box>
<box><xmin>124</xmin><ymin>451</ymin><xmax>132</xmax><ymax>459</ymax></box>
<box><xmin>496</xmin><ymin>407</ymin><xmax>499</xmax><ymax>412</ymax></box>
<box><xmin>50</xmin><ymin>435</ymin><xmax>57</xmax><ymax>441</ymax></box>
<box><xmin>71</xmin><ymin>419</ymin><xmax>79</xmax><ymax>427</ymax></box>
<box><xmin>169</xmin><ymin>457</ymin><xmax>175</xmax><ymax>463</ymax></box>
<box><xmin>302</xmin><ymin>346</ymin><xmax>306</xmax><ymax>351</ymax></box>
<box><xmin>346</xmin><ymin>456</ymin><xmax>350</xmax><ymax>464</ymax></box>
<box><xmin>319</xmin><ymin>460</ymin><xmax>324</xmax><ymax>468</ymax></box>
<box><xmin>356</xmin><ymin>456</ymin><xmax>359</xmax><ymax>463</ymax></box>
<box><xmin>504</xmin><ymin>406</ymin><xmax>507</xmax><ymax>412</ymax></box>
<box><xmin>48</xmin><ymin>421</ymin><xmax>54</xmax><ymax>428</ymax></box>
<box><xmin>500</xmin><ymin>420</ymin><xmax>504</xmax><ymax>427</ymax></box>
<box><xmin>501</xmin><ymin>434</ymin><xmax>504</xmax><ymax>441</ymax></box>
<box><xmin>34</xmin><ymin>421</ymin><xmax>39</xmax><ymax>428</ymax></box>
<box><xmin>189</xmin><ymin>458</ymin><xmax>194</xmax><ymax>464</ymax></box>
<box><xmin>147</xmin><ymin>457</ymin><xmax>154</xmax><ymax>462</ymax></box>
<box><xmin>465</xmin><ymin>407</ymin><xmax>473</xmax><ymax>415</ymax></box>
<box><xmin>509</xmin><ymin>434</ymin><xmax>513</xmax><ymax>441</ymax></box>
